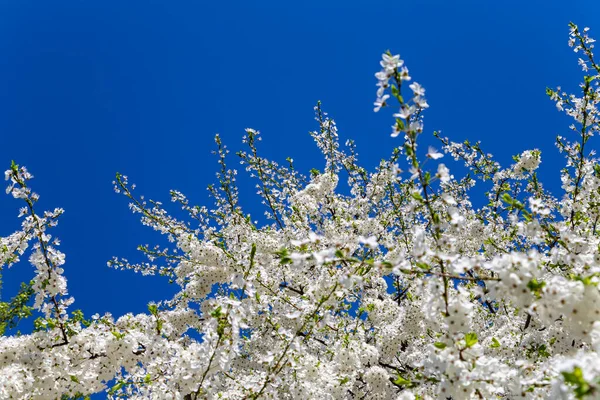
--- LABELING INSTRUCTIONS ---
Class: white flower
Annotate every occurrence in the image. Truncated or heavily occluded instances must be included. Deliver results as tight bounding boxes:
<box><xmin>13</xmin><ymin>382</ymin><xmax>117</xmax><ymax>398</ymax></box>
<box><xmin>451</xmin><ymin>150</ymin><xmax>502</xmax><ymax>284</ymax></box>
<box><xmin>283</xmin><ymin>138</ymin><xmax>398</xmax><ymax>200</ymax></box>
<box><xmin>514</xmin><ymin>149</ymin><xmax>541</xmax><ymax>175</ymax></box>
<box><xmin>427</xmin><ymin>146</ymin><xmax>444</xmax><ymax>160</ymax></box>
<box><xmin>529</xmin><ymin>197</ymin><xmax>551</xmax><ymax>216</ymax></box>
<box><xmin>408</xmin><ymin>120</ymin><xmax>423</xmax><ymax>133</ymax></box>
<box><xmin>286</xmin><ymin>310</ymin><xmax>302</xmax><ymax>319</ymax></box>
<box><xmin>414</xmin><ymin>95</ymin><xmax>429</xmax><ymax>108</ymax></box>
<box><xmin>391</xmin><ymin>123</ymin><xmax>402</xmax><ymax>138</ymax></box>
<box><xmin>409</xmin><ymin>167</ymin><xmax>420</xmax><ymax>180</ymax></box>
<box><xmin>359</xmin><ymin>235</ymin><xmax>378</xmax><ymax>249</ymax></box>
<box><xmin>393</xmin><ymin>105</ymin><xmax>415</xmax><ymax>120</ymax></box>
<box><xmin>380</xmin><ymin>53</ymin><xmax>403</xmax><ymax>71</ymax></box>
<box><xmin>437</xmin><ymin>163</ymin><xmax>451</xmax><ymax>183</ymax></box>
<box><xmin>375</xmin><ymin>70</ymin><xmax>391</xmax><ymax>82</ymax></box>
<box><xmin>399</xmin><ymin>66</ymin><xmax>411</xmax><ymax>81</ymax></box>
<box><xmin>441</xmin><ymin>194</ymin><xmax>456</xmax><ymax>205</ymax></box>
<box><xmin>374</xmin><ymin>94</ymin><xmax>390</xmax><ymax>112</ymax></box>
<box><xmin>409</xmin><ymin>82</ymin><xmax>425</xmax><ymax>96</ymax></box>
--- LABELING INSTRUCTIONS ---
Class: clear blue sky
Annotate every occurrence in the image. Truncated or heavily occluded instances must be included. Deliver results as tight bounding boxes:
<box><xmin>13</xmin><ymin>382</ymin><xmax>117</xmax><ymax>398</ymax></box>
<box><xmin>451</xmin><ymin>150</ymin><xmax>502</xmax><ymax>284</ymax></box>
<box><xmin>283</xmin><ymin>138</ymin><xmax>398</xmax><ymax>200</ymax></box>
<box><xmin>0</xmin><ymin>1</ymin><xmax>598</xmax><ymax>333</ymax></box>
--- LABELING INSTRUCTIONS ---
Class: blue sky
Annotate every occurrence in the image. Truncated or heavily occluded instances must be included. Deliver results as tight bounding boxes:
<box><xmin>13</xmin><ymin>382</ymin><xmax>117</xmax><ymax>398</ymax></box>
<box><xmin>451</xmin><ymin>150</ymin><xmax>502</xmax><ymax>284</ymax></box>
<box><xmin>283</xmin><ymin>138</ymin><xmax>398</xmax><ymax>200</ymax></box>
<box><xmin>0</xmin><ymin>0</ymin><xmax>599</xmax><ymax>337</ymax></box>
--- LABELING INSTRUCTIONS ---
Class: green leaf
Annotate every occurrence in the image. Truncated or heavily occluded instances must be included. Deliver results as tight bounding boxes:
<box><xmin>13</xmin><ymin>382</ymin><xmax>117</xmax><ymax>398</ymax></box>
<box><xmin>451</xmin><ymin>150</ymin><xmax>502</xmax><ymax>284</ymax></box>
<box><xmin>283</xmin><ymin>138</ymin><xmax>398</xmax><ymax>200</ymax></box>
<box><xmin>424</xmin><ymin>171</ymin><xmax>431</xmax><ymax>185</ymax></box>
<box><xmin>490</xmin><ymin>337</ymin><xmax>501</xmax><ymax>348</ymax></box>
<box><xmin>393</xmin><ymin>375</ymin><xmax>412</xmax><ymax>386</ymax></box>
<box><xmin>249</xmin><ymin>243</ymin><xmax>257</xmax><ymax>268</ymax></box>
<box><xmin>111</xmin><ymin>330</ymin><xmax>126</xmax><ymax>340</ymax></box>
<box><xmin>276</xmin><ymin>248</ymin><xmax>289</xmax><ymax>257</ymax></box>
<box><xmin>210</xmin><ymin>305</ymin><xmax>223</xmax><ymax>318</ymax></box>
<box><xmin>411</xmin><ymin>191</ymin><xmax>423</xmax><ymax>201</ymax></box>
<box><xmin>70</xmin><ymin>375</ymin><xmax>79</xmax><ymax>383</ymax></box>
<box><xmin>109</xmin><ymin>382</ymin><xmax>124</xmax><ymax>395</ymax></box>
<box><xmin>537</xmin><ymin>344</ymin><xmax>550</xmax><ymax>358</ymax></box>
<box><xmin>562</xmin><ymin>366</ymin><xmax>584</xmax><ymax>384</ymax></box>
<box><xmin>280</xmin><ymin>257</ymin><xmax>292</xmax><ymax>265</ymax></box>
<box><xmin>395</xmin><ymin>118</ymin><xmax>405</xmax><ymax>131</ymax></box>
<box><xmin>527</xmin><ymin>279</ymin><xmax>546</xmax><ymax>298</ymax></box>
<box><xmin>562</xmin><ymin>366</ymin><xmax>594</xmax><ymax>399</ymax></box>
<box><xmin>148</xmin><ymin>304</ymin><xmax>158</xmax><ymax>316</ymax></box>
<box><xmin>501</xmin><ymin>193</ymin><xmax>514</xmax><ymax>205</ymax></box>
<box><xmin>0</xmin><ymin>281</ymin><xmax>34</xmax><ymax>336</ymax></box>
<box><xmin>464</xmin><ymin>332</ymin><xmax>478</xmax><ymax>348</ymax></box>
<box><xmin>415</xmin><ymin>262</ymin><xmax>429</xmax><ymax>270</ymax></box>
<box><xmin>434</xmin><ymin>342</ymin><xmax>447</xmax><ymax>349</ymax></box>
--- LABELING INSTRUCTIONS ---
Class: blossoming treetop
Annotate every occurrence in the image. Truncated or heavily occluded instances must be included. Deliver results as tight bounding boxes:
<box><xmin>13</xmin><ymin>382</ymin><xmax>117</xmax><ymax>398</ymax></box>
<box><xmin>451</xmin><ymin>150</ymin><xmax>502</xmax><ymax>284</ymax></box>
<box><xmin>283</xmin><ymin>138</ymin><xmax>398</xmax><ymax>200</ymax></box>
<box><xmin>1</xmin><ymin>23</ymin><xmax>599</xmax><ymax>399</ymax></box>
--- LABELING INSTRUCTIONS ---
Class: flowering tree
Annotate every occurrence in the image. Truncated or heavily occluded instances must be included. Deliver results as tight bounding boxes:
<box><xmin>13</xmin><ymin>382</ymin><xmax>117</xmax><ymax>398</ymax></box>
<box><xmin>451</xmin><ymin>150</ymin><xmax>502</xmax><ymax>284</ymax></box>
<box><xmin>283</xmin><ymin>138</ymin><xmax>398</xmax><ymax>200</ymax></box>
<box><xmin>1</xmin><ymin>23</ymin><xmax>600</xmax><ymax>400</ymax></box>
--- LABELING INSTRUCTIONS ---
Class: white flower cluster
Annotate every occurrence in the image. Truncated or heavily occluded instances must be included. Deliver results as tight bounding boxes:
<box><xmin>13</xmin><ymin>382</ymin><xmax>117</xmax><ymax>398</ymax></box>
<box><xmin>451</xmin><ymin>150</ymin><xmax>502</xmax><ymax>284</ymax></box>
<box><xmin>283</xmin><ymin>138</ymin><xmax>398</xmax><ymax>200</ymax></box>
<box><xmin>0</xmin><ymin>23</ymin><xmax>600</xmax><ymax>400</ymax></box>
<box><xmin>373</xmin><ymin>52</ymin><xmax>429</xmax><ymax>139</ymax></box>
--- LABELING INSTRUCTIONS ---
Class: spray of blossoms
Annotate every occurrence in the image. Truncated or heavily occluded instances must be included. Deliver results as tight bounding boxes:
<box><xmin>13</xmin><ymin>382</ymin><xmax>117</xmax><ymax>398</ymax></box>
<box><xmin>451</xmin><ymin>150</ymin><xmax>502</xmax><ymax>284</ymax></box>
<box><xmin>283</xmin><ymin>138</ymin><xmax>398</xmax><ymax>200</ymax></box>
<box><xmin>0</xmin><ymin>23</ymin><xmax>599</xmax><ymax>400</ymax></box>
